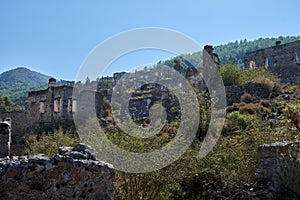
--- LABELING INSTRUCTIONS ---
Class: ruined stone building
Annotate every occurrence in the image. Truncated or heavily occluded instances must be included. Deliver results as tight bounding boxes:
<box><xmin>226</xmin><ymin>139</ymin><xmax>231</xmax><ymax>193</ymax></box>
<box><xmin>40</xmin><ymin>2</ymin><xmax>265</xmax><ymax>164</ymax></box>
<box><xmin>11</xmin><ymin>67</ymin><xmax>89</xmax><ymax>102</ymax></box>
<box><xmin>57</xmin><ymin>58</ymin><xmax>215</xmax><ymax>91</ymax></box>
<box><xmin>0</xmin><ymin>119</ymin><xmax>11</xmax><ymax>158</ymax></box>
<box><xmin>244</xmin><ymin>40</ymin><xmax>300</xmax><ymax>83</ymax></box>
<box><xmin>204</xmin><ymin>45</ymin><xmax>220</xmax><ymax>65</ymax></box>
<box><xmin>0</xmin><ymin>46</ymin><xmax>221</xmax><ymax>156</ymax></box>
<box><xmin>27</xmin><ymin>78</ymin><xmax>76</xmax><ymax>131</ymax></box>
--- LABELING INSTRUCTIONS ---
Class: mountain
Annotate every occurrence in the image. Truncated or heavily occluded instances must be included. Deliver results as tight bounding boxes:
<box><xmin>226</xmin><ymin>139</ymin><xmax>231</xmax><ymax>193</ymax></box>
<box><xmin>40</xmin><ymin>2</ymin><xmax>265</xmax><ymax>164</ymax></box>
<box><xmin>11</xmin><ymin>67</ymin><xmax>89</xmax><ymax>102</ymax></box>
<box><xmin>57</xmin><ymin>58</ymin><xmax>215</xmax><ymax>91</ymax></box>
<box><xmin>0</xmin><ymin>67</ymin><xmax>50</xmax><ymax>101</ymax></box>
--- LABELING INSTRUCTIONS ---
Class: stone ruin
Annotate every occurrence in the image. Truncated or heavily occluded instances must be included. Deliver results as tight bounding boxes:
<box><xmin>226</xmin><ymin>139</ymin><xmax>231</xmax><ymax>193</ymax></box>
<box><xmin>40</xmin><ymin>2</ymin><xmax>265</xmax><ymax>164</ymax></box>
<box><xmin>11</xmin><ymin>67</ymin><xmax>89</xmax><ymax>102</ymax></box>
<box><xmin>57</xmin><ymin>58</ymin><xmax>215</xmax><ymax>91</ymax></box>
<box><xmin>204</xmin><ymin>45</ymin><xmax>220</xmax><ymax>65</ymax></box>
<box><xmin>225</xmin><ymin>82</ymin><xmax>274</xmax><ymax>106</ymax></box>
<box><xmin>255</xmin><ymin>141</ymin><xmax>300</xmax><ymax>199</ymax></box>
<box><xmin>244</xmin><ymin>40</ymin><xmax>300</xmax><ymax>83</ymax></box>
<box><xmin>0</xmin><ymin>118</ymin><xmax>11</xmax><ymax>158</ymax></box>
<box><xmin>0</xmin><ymin>143</ymin><xmax>114</xmax><ymax>200</ymax></box>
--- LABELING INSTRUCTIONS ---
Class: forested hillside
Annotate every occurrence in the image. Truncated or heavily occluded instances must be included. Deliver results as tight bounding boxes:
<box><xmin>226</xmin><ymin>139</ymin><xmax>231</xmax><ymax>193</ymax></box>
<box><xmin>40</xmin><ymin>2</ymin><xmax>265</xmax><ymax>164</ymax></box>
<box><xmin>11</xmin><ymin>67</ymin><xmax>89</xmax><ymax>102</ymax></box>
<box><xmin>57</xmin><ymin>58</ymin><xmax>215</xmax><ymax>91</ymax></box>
<box><xmin>0</xmin><ymin>95</ymin><xmax>20</xmax><ymax>112</ymax></box>
<box><xmin>214</xmin><ymin>36</ymin><xmax>300</xmax><ymax>65</ymax></box>
<box><xmin>0</xmin><ymin>67</ymin><xmax>50</xmax><ymax>101</ymax></box>
<box><xmin>161</xmin><ymin>36</ymin><xmax>300</xmax><ymax>69</ymax></box>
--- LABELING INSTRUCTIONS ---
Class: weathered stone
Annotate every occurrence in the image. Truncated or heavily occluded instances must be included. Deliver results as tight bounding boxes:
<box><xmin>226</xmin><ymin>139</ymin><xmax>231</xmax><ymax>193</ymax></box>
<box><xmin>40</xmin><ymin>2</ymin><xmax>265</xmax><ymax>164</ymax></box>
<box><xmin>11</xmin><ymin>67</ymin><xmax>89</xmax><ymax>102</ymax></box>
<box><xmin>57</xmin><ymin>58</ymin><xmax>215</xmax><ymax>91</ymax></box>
<box><xmin>244</xmin><ymin>40</ymin><xmax>300</xmax><ymax>84</ymax></box>
<box><xmin>225</xmin><ymin>82</ymin><xmax>273</xmax><ymax>106</ymax></box>
<box><xmin>0</xmin><ymin>144</ymin><xmax>114</xmax><ymax>200</ymax></box>
<box><xmin>58</xmin><ymin>146</ymin><xmax>73</xmax><ymax>155</ymax></box>
<box><xmin>255</xmin><ymin>141</ymin><xmax>300</xmax><ymax>199</ymax></box>
<box><xmin>204</xmin><ymin>45</ymin><xmax>220</xmax><ymax>65</ymax></box>
<box><xmin>0</xmin><ymin>120</ymin><xmax>11</xmax><ymax>158</ymax></box>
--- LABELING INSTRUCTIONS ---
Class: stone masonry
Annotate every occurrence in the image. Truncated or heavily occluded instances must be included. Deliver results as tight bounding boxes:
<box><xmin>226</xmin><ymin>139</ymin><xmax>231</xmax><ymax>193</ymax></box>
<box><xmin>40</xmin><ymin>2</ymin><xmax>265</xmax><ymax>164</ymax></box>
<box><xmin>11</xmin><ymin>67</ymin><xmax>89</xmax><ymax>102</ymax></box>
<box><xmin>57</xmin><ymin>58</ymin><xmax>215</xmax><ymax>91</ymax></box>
<box><xmin>0</xmin><ymin>143</ymin><xmax>114</xmax><ymax>200</ymax></box>
<box><xmin>0</xmin><ymin>112</ymin><xmax>28</xmax><ymax>155</ymax></box>
<box><xmin>256</xmin><ymin>141</ymin><xmax>300</xmax><ymax>199</ymax></box>
<box><xmin>244</xmin><ymin>40</ymin><xmax>300</xmax><ymax>83</ymax></box>
<box><xmin>27</xmin><ymin>78</ymin><xmax>76</xmax><ymax>131</ymax></box>
<box><xmin>0</xmin><ymin>119</ymin><xmax>11</xmax><ymax>158</ymax></box>
<box><xmin>225</xmin><ymin>82</ymin><xmax>273</xmax><ymax>106</ymax></box>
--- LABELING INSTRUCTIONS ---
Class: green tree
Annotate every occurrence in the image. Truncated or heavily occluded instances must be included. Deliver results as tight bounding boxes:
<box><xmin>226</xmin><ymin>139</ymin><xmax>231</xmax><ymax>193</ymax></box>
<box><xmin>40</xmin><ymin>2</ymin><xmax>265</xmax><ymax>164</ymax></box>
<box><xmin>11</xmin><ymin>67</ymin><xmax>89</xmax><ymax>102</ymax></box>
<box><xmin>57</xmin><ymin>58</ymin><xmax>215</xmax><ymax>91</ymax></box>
<box><xmin>219</xmin><ymin>64</ymin><xmax>244</xmax><ymax>86</ymax></box>
<box><xmin>0</xmin><ymin>95</ymin><xmax>20</xmax><ymax>112</ymax></box>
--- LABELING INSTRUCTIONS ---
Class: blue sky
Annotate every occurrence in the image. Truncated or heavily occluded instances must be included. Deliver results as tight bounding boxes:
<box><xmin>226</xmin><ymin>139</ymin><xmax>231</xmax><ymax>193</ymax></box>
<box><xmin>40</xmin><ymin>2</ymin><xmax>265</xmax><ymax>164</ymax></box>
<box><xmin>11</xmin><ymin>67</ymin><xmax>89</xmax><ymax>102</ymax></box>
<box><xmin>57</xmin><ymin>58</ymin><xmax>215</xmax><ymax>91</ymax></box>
<box><xmin>0</xmin><ymin>0</ymin><xmax>299</xmax><ymax>80</ymax></box>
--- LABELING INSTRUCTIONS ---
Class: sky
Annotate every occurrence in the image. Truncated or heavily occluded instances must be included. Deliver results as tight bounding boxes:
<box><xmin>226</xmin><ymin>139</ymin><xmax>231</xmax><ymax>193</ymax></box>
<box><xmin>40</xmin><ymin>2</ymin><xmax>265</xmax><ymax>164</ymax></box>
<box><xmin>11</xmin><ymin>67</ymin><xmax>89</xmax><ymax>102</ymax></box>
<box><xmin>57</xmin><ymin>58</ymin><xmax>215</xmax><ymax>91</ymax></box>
<box><xmin>0</xmin><ymin>0</ymin><xmax>299</xmax><ymax>80</ymax></box>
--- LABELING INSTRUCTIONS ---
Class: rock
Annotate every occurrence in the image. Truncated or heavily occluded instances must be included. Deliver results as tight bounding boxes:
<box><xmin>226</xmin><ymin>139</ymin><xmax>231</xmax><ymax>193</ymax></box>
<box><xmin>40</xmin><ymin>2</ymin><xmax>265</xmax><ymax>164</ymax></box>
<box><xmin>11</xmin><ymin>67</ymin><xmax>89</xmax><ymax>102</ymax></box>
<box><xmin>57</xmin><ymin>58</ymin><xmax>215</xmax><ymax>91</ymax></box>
<box><xmin>225</xmin><ymin>82</ymin><xmax>273</xmax><ymax>106</ymax></box>
<box><xmin>58</xmin><ymin>146</ymin><xmax>73</xmax><ymax>155</ymax></box>
<box><xmin>255</xmin><ymin>141</ymin><xmax>300</xmax><ymax>199</ymax></box>
<box><xmin>0</xmin><ymin>143</ymin><xmax>114</xmax><ymax>200</ymax></box>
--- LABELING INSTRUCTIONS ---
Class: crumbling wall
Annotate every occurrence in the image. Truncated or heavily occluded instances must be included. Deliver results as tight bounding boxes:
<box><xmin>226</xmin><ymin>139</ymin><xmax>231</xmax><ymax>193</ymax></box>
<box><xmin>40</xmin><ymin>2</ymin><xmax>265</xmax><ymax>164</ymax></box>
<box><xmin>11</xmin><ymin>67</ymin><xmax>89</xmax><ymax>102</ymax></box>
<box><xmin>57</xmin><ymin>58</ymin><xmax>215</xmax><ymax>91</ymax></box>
<box><xmin>225</xmin><ymin>82</ymin><xmax>272</xmax><ymax>105</ymax></box>
<box><xmin>27</xmin><ymin>85</ymin><xmax>75</xmax><ymax>131</ymax></box>
<box><xmin>244</xmin><ymin>40</ymin><xmax>300</xmax><ymax>83</ymax></box>
<box><xmin>0</xmin><ymin>144</ymin><xmax>114</xmax><ymax>200</ymax></box>
<box><xmin>0</xmin><ymin>114</ymin><xmax>25</xmax><ymax>156</ymax></box>
<box><xmin>0</xmin><ymin>121</ymin><xmax>11</xmax><ymax>158</ymax></box>
<box><xmin>255</xmin><ymin>141</ymin><xmax>300</xmax><ymax>199</ymax></box>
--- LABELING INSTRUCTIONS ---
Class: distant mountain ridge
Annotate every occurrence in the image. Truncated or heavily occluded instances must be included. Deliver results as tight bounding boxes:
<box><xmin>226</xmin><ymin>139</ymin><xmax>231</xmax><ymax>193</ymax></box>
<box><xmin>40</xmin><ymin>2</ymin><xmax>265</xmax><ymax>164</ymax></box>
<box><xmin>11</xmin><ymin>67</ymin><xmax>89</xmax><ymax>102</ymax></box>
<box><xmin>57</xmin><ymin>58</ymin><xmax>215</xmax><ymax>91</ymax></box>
<box><xmin>0</xmin><ymin>67</ymin><xmax>50</xmax><ymax>101</ymax></box>
<box><xmin>0</xmin><ymin>67</ymin><xmax>50</xmax><ymax>84</ymax></box>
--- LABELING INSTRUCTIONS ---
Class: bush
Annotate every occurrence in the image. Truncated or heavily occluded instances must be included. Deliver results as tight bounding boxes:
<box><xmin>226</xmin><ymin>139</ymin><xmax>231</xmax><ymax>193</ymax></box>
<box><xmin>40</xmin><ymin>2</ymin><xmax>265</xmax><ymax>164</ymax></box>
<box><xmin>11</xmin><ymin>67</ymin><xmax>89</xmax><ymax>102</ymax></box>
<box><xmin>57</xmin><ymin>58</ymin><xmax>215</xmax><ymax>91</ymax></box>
<box><xmin>224</xmin><ymin>111</ymin><xmax>259</xmax><ymax>134</ymax></box>
<box><xmin>260</xmin><ymin>99</ymin><xmax>272</xmax><ymax>109</ymax></box>
<box><xmin>283</xmin><ymin>102</ymin><xmax>300</xmax><ymax>129</ymax></box>
<box><xmin>25</xmin><ymin>127</ymin><xmax>80</xmax><ymax>157</ymax></box>
<box><xmin>239</xmin><ymin>102</ymin><xmax>271</xmax><ymax>118</ymax></box>
<box><xmin>219</xmin><ymin>64</ymin><xmax>280</xmax><ymax>89</ymax></box>
<box><xmin>241</xmin><ymin>93</ymin><xmax>254</xmax><ymax>103</ymax></box>
<box><xmin>219</xmin><ymin>64</ymin><xmax>244</xmax><ymax>86</ymax></box>
<box><xmin>281</xmin><ymin>148</ymin><xmax>300</xmax><ymax>197</ymax></box>
<box><xmin>283</xmin><ymin>85</ymin><xmax>298</xmax><ymax>93</ymax></box>
<box><xmin>252</xmin><ymin>76</ymin><xmax>276</xmax><ymax>92</ymax></box>
<box><xmin>196</xmin><ymin>91</ymin><xmax>211</xmax><ymax>138</ymax></box>
<box><xmin>111</xmin><ymin>112</ymin><xmax>297</xmax><ymax>199</ymax></box>
<box><xmin>243</xmin><ymin>67</ymin><xmax>279</xmax><ymax>84</ymax></box>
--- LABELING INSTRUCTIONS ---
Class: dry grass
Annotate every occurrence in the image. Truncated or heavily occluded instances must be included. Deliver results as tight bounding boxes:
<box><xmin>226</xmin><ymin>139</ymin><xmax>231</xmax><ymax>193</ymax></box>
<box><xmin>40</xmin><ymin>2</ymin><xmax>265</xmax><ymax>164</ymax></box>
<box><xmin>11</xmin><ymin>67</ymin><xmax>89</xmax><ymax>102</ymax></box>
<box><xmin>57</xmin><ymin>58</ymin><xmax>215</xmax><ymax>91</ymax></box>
<box><xmin>241</xmin><ymin>93</ymin><xmax>254</xmax><ymax>103</ymax></box>
<box><xmin>253</xmin><ymin>76</ymin><xmax>277</xmax><ymax>92</ymax></box>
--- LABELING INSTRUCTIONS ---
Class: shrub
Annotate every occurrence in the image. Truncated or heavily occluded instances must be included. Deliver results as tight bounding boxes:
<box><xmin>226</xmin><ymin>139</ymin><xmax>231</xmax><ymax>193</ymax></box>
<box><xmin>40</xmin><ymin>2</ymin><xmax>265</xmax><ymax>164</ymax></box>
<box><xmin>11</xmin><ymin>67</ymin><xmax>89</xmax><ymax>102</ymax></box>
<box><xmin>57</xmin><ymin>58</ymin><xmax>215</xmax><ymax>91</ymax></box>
<box><xmin>224</xmin><ymin>111</ymin><xmax>259</xmax><ymax>134</ymax></box>
<box><xmin>219</xmin><ymin>64</ymin><xmax>280</xmax><ymax>89</ymax></box>
<box><xmin>219</xmin><ymin>64</ymin><xmax>244</xmax><ymax>86</ymax></box>
<box><xmin>260</xmin><ymin>99</ymin><xmax>272</xmax><ymax>109</ymax></box>
<box><xmin>281</xmin><ymin>148</ymin><xmax>300</xmax><ymax>197</ymax></box>
<box><xmin>252</xmin><ymin>76</ymin><xmax>276</xmax><ymax>92</ymax></box>
<box><xmin>283</xmin><ymin>85</ymin><xmax>298</xmax><ymax>93</ymax></box>
<box><xmin>283</xmin><ymin>102</ymin><xmax>300</xmax><ymax>129</ymax></box>
<box><xmin>111</xmin><ymin>112</ymin><xmax>297</xmax><ymax>199</ymax></box>
<box><xmin>239</xmin><ymin>103</ymin><xmax>258</xmax><ymax>115</ymax></box>
<box><xmin>241</xmin><ymin>93</ymin><xmax>254</xmax><ymax>103</ymax></box>
<box><xmin>239</xmin><ymin>102</ymin><xmax>271</xmax><ymax>118</ymax></box>
<box><xmin>243</xmin><ymin>67</ymin><xmax>279</xmax><ymax>84</ymax></box>
<box><xmin>196</xmin><ymin>91</ymin><xmax>211</xmax><ymax>138</ymax></box>
<box><xmin>25</xmin><ymin>127</ymin><xmax>80</xmax><ymax>157</ymax></box>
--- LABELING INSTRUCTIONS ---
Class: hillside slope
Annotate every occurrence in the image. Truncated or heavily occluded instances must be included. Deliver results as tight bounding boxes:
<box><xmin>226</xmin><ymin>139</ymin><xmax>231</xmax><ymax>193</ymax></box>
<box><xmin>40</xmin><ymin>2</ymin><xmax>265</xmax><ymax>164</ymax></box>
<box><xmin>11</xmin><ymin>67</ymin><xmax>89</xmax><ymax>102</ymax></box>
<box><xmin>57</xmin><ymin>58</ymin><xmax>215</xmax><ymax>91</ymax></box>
<box><xmin>159</xmin><ymin>36</ymin><xmax>300</xmax><ymax>70</ymax></box>
<box><xmin>214</xmin><ymin>35</ymin><xmax>300</xmax><ymax>65</ymax></box>
<box><xmin>0</xmin><ymin>67</ymin><xmax>50</xmax><ymax>101</ymax></box>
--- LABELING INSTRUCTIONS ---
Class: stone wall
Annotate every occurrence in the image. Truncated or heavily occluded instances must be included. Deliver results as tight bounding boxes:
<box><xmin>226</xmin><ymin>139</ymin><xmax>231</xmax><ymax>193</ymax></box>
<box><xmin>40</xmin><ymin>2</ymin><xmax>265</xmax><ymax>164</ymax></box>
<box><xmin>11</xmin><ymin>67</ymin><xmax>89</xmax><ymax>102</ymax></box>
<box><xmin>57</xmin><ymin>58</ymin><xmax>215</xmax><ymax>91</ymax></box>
<box><xmin>225</xmin><ymin>82</ymin><xmax>272</xmax><ymax>106</ymax></box>
<box><xmin>255</xmin><ymin>141</ymin><xmax>300</xmax><ymax>199</ymax></box>
<box><xmin>244</xmin><ymin>40</ymin><xmax>300</xmax><ymax>83</ymax></box>
<box><xmin>0</xmin><ymin>112</ymin><xmax>27</xmax><ymax>156</ymax></box>
<box><xmin>0</xmin><ymin>144</ymin><xmax>114</xmax><ymax>200</ymax></box>
<box><xmin>27</xmin><ymin>84</ymin><xmax>75</xmax><ymax>131</ymax></box>
<box><xmin>0</xmin><ymin>121</ymin><xmax>11</xmax><ymax>158</ymax></box>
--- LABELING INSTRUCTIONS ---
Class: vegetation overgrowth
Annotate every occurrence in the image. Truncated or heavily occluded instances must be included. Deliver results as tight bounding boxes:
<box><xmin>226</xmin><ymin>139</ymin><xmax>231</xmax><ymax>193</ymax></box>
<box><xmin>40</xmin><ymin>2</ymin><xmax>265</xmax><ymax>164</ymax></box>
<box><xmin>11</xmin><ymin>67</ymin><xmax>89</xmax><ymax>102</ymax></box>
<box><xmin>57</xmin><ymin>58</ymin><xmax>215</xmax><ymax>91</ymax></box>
<box><xmin>24</xmin><ymin>64</ymin><xmax>300</xmax><ymax>199</ymax></box>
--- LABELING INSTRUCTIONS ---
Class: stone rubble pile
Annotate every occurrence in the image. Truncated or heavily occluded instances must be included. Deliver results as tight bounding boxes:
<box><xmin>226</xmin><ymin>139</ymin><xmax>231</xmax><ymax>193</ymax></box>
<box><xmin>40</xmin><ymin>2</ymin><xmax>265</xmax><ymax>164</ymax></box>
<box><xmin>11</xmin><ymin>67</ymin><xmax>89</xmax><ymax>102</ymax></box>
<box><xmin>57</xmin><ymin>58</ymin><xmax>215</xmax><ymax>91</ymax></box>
<box><xmin>0</xmin><ymin>143</ymin><xmax>114</xmax><ymax>200</ymax></box>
